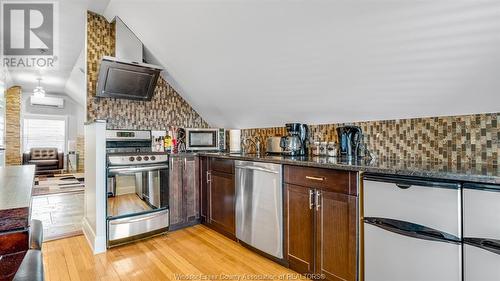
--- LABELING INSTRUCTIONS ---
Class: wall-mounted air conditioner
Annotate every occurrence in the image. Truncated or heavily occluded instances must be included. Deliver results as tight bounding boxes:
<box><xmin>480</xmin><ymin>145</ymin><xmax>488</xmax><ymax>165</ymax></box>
<box><xmin>30</xmin><ymin>96</ymin><xmax>64</xmax><ymax>108</ymax></box>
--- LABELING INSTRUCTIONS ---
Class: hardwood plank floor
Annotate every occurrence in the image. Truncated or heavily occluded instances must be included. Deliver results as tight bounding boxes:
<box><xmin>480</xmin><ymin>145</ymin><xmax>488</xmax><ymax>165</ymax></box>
<box><xmin>43</xmin><ymin>224</ymin><xmax>298</xmax><ymax>281</ymax></box>
<box><xmin>107</xmin><ymin>193</ymin><xmax>152</xmax><ymax>217</ymax></box>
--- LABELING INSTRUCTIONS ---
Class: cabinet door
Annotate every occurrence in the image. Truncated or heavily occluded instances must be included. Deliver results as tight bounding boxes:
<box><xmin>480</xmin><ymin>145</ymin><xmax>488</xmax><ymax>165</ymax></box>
<box><xmin>199</xmin><ymin>157</ymin><xmax>209</xmax><ymax>221</ymax></box>
<box><xmin>183</xmin><ymin>157</ymin><xmax>199</xmax><ymax>222</ymax></box>
<box><xmin>286</xmin><ymin>184</ymin><xmax>315</xmax><ymax>274</ymax></box>
<box><xmin>316</xmin><ymin>190</ymin><xmax>357</xmax><ymax>281</ymax></box>
<box><xmin>209</xmin><ymin>170</ymin><xmax>235</xmax><ymax>236</ymax></box>
<box><xmin>169</xmin><ymin>157</ymin><xmax>185</xmax><ymax>226</ymax></box>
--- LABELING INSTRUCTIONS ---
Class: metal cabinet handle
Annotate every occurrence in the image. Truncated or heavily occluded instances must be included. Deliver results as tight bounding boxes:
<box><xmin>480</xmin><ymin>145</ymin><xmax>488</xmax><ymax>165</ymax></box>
<box><xmin>207</xmin><ymin>171</ymin><xmax>211</xmax><ymax>183</ymax></box>
<box><xmin>309</xmin><ymin>189</ymin><xmax>314</xmax><ymax>209</ymax></box>
<box><xmin>235</xmin><ymin>165</ymin><xmax>279</xmax><ymax>174</ymax></box>
<box><xmin>315</xmin><ymin>191</ymin><xmax>321</xmax><ymax>211</ymax></box>
<box><xmin>306</xmin><ymin>176</ymin><xmax>325</xmax><ymax>181</ymax></box>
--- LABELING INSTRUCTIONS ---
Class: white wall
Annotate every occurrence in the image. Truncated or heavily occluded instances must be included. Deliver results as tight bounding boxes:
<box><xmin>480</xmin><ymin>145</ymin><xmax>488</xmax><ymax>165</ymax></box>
<box><xmin>83</xmin><ymin>121</ymin><xmax>106</xmax><ymax>254</ymax></box>
<box><xmin>104</xmin><ymin>1</ymin><xmax>500</xmax><ymax>128</ymax></box>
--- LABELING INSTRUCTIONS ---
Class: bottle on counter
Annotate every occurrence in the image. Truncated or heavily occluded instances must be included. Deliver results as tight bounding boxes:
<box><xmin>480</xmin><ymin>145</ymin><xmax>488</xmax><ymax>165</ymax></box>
<box><xmin>320</xmin><ymin>141</ymin><xmax>328</xmax><ymax>156</ymax></box>
<box><xmin>153</xmin><ymin>137</ymin><xmax>160</xmax><ymax>152</ymax></box>
<box><xmin>327</xmin><ymin>142</ymin><xmax>337</xmax><ymax>157</ymax></box>
<box><xmin>164</xmin><ymin>134</ymin><xmax>172</xmax><ymax>152</ymax></box>
<box><xmin>312</xmin><ymin>141</ymin><xmax>321</xmax><ymax>156</ymax></box>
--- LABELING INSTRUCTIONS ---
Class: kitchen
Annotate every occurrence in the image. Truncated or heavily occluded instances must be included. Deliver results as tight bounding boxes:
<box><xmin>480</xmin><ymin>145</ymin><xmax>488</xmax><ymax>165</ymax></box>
<box><xmin>1</xmin><ymin>1</ymin><xmax>499</xmax><ymax>281</ymax></box>
<box><xmin>80</xmin><ymin>3</ymin><xmax>500</xmax><ymax>279</ymax></box>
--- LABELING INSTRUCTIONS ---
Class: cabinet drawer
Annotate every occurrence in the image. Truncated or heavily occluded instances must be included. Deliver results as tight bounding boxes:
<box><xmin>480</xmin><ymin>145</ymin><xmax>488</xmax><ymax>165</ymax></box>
<box><xmin>284</xmin><ymin>165</ymin><xmax>355</xmax><ymax>195</ymax></box>
<box><xmin>463</xmin><ymin>184</ymin><xmax>500</xmax><ymax>239</ymax></box>
<box><xmin>210</xmin><ymin>158</ymin><xmax>234</xmax><ymax>174</ymax></box>
<box><xmin>364</xmin><ymin>176</ymin><xmax>461</xmax><ymax>237</ymax></box>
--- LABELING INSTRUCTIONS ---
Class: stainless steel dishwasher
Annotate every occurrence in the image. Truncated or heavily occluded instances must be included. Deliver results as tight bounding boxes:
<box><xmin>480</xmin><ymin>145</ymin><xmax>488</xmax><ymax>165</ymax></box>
<box><xmin>235</xmin><ymin>160</ymin><xmax>283</xmax><ymax>259</ymax></box>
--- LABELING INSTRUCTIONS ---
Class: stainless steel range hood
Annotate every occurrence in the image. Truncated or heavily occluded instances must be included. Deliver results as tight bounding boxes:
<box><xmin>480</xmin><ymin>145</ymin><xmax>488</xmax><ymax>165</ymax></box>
<box><xmin>96</xmin><ymin>17</ymin><xmax>162</xmax><ymax>101</ymax></box>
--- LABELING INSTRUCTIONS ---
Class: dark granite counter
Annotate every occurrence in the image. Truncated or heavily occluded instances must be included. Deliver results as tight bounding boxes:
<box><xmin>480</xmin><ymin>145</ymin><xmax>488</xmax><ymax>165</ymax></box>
<box><xmin>198</xmin><ymin>153</ymin><xmax>500</xmax><ymax>185</ymax></box>
<box><xmin>0</xmin><ymin>165</ymin><xmax>36</xmax><ymax>233</ymax></box>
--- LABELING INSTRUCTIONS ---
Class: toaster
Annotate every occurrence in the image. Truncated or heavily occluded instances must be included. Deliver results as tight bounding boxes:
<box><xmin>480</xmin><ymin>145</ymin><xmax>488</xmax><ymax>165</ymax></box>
<box><xmin>266</xmin><ymin>137</ymin><xmax>283</xmax><ymax>154</ymax></box>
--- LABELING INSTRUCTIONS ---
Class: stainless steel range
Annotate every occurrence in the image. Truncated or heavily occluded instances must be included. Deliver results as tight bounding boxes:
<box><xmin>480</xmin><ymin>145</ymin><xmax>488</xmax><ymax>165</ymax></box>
<box><xmin>105</xmin><ymin>129</ymin><xmax>169</xmax><ymax>247</ymax></box>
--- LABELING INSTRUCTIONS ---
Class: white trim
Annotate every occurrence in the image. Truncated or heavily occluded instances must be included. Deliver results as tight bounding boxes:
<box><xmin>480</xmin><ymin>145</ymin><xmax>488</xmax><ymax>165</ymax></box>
<box><xmin>82</xmin><ymin>217</ymin><xmax>106</xmax><ymax>254</ymax></box>
<box><xmin>84</xmin><ymin>121</ymin><xmax>107</xmax><ymax>255</ymax></box>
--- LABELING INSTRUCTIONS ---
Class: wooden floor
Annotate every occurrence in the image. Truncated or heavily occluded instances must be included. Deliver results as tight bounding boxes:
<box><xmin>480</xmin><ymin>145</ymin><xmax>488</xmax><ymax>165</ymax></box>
<box><xmin>42</xmin><ymin>224</ymin><xmax>297</xmax><ymax>281</ymax></box>
<box><xmin>107</xmin><ymin>193</ymin><xmax>152</xmax><ymax>217</ymax></box>
<box><xmin>32</xmin><ymin>192</ymin><xmax>84</xmax><ymax>241</ymax></box>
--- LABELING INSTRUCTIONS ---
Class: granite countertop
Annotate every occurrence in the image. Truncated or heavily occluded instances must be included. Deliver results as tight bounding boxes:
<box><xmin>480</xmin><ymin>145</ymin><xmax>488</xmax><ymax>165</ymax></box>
<box><xmin>198</xmin><ymin>152</ymin><xmax>500</xmax><ymax>185</ymax></box>
<box><xmin>0</xmin><ymin>165</ymin><xmax>36</xmax><ymax>233</ymax></box>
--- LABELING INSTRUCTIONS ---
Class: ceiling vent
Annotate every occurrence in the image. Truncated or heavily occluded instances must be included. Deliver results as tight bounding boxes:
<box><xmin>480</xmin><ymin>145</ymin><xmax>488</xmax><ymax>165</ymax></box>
<box><xmin>30</xmin><ymin>96</ymin><xmax>64</xmax><ymax>108</ymax></box>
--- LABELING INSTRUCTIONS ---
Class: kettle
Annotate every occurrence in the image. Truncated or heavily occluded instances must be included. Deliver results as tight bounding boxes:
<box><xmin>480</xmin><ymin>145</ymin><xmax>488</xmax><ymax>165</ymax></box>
<box><xmin>336</xmin><ymin>126</ymin><xmax>363</xmax><ymax>159</ymax></box>
<box><xmin>280</xmin><ymin>135</ymin><xmax>302</xmax><ymax>156</ymax></box>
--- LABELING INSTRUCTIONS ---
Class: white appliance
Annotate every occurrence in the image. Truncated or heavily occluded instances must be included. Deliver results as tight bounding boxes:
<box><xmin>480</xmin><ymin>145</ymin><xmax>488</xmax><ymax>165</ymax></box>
<box><xmin>363</xmin><ymin>174</ymin><xmax>462</xmax><ymax>281</ymax></box>
<box><xmin>185</xmin><ymin>128</ymin><xmax>225</xmax><ymax>151</ymax></box>
<box><xmin>30</xmin><ymin>95</ymin><xmax>64</xmax><ymax>108</ymax></box>
<box><xmin>235</xmin><ymin>160</ymin><xmax>283</xmax><ymax>259</ymax></box>
<box><xmin>463</xmin><ymin>183</ymin><xmax>500</xmax><ymax>281</ymax></box>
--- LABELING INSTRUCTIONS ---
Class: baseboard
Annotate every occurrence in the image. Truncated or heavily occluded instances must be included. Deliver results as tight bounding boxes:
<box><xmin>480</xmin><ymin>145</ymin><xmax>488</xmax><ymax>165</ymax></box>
<box><xmin>82</xmin><ymin>217</ymin><xmax>106</xmax><ymax>254</ymax></box>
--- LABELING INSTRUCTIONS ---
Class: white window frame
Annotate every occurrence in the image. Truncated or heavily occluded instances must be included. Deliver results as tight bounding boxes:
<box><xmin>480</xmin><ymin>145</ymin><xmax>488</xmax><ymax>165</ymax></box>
<box><xmin>22</xmin><ymin>114</ymin><xmax>69</xmax><ymax>153</ymax></box>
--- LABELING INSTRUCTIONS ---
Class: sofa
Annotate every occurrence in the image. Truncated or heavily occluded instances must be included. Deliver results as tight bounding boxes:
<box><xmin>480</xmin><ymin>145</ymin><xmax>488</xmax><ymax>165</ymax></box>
<box><xmin>23</xmin><ymin>148</ymin><xmax>64</xmax><ymax>174</ymax></box>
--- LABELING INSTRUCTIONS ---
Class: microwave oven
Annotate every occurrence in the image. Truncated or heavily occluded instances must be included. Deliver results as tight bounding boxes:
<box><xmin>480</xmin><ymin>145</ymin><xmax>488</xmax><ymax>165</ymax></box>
<box><xmin>185</xmin><ymin>128</ymin><xmax>225</xmax><ymax>151</ymax></box>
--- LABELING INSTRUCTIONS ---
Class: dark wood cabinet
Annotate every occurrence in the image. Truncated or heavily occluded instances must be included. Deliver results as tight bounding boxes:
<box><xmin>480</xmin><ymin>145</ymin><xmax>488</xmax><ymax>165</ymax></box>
<box><xmin>169</xmin><ymin>156</ymin><xmax>200</xmax><ymax>230</ymax></box>
<box><xmin>316</xmin><ymin>190</ymin><xmax>357</xmax><ymax>281</ymax></box>
<box><xmin>209</xmin><ymin>170</ymin><xmax>235</xmax><ymax>236</ymax></box>
<box><xmin>200</xmin><ymin>157</ymin><xmax>236</xmax><ymax>239</ymax></box>
<box><xmin>285</xmin><ymin>184</ymin><xmax>315</xmax><ymax>274</ymax></box>
<box><xmin>170</xmin><ymin>157</ymin><xmax>185</xmax><ymax>227</ymax></box>
<box><xmin>284</xmin><ymin>165</ymin><xmax>358</xmax><ymax>281</ymax></box>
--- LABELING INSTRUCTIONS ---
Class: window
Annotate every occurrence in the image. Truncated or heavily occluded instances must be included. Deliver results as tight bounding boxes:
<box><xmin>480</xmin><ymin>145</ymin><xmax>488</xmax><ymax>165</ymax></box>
<box><xmin>23</xmin><ymin>115</ymin><xmax>67</xmax><ymax>152</ymax></box>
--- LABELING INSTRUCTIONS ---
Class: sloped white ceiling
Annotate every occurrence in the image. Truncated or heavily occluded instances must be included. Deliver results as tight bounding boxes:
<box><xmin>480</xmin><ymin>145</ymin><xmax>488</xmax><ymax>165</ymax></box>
<box><xmin>104</xmin><ymin>0</ymin><xmax>500</xmax><ymax>128</ymax></box>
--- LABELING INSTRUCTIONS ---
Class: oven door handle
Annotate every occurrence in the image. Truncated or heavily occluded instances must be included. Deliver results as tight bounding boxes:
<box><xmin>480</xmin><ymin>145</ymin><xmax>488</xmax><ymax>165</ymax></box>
<box><xmin>108</xmin><ymin>164</ymin><xmax>169</xmax><ymax>174</ymax></box>
<box><xmin>109</xmin><ymin>211</ymin><xmax>167</xmax><ymax>225</ymax></box>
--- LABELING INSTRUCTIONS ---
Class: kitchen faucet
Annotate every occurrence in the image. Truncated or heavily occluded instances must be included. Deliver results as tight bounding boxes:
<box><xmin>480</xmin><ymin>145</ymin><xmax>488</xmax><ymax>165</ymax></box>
<box><xmin>241</xmin><ymin>138</ymin><xmax>261</xmax><ymax>155</ymax></box>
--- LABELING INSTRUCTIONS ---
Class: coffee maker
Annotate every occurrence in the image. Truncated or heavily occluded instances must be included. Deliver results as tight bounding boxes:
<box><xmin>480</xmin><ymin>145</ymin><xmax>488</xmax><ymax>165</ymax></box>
<box><xmin>280</xmin><ymin>123</ymin><xmax>309</xmax><ymax>156</ymax></box>
<box><xmin>336</xmin><ymin>126</ymin><xmax>363</xmax><ymax>159</ymax></box>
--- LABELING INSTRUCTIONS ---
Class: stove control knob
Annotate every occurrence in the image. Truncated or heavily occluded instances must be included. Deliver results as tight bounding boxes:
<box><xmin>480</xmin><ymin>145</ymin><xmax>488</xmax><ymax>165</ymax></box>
<box><xmin>144</xmin><ymin>156</ymin><xmax>149</xmax><ymax>161</ymax></box>
<box><xmin>129</xmin><ymin>157</ymin><xmax>135</xmax><ymax>162</ymax></box>
<box><xmin>136</xmin><ymin>156</ymin><xmax>142</xmax><ymax>161</ymax></box>
<box><xmin>150</xmin><ymin>156</ymin><xmax>156</xmax><ymax>161</ymax></box>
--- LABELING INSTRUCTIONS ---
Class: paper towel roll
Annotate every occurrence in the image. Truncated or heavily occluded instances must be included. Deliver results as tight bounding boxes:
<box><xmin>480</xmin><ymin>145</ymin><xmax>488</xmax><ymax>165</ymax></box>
<box><xmin>229</xmin><ymin>130</ymin><xmax>241</xmax><ymax>153</ymax></box>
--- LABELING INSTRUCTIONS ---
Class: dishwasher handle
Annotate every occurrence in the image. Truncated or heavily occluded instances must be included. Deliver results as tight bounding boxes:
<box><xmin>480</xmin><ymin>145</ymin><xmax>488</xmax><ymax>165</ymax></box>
<box><xmin>235</xmin><ymin>165</ymin><xmax>279</xmax><ymax>174</ymax></box>
<box><xmin>464</xmin><ymin>237</ymin><xmax>500</xmax><ymax>256</ymax></box>
<box><xmin>364</xmin><ymin>174</ymin><xmax>461</xmax><ymax>190</ymax></box>
<box><xmin>364</xmin><ymin>217</ymin><xmax>460</xmax><ymax>244</ymax></box>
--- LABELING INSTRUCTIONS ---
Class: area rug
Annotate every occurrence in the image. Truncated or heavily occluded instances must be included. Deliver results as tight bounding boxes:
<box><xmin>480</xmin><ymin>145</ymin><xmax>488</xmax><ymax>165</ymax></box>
<box><xmin>33</xmin><ymin>173</ymin><xmax>85</xmax><ymax>196</ymax></box>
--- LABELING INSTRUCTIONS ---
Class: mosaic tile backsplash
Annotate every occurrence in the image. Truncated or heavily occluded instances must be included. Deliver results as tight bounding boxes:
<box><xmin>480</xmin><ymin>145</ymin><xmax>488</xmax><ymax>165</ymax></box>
<box><xmin>242</xmin><ymin>113</ymin><xmax>499</xmax><ymax>165</ymax></box>
<box><xmin>86</xmin><ymin>12</ymin><xmax>208</xmax><ymax>130</ymax></box>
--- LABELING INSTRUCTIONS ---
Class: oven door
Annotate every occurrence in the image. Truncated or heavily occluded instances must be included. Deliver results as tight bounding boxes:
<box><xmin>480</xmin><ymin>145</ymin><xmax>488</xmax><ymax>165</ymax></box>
<box><xmin>185</xmin><ymin>129</ymin><xmax>219</xmax><ymax>150</ymax></box>
<box><xmin>107</xmin><ymin>164</ymin><xmax>169</xmax><ymax>218</ymax></box>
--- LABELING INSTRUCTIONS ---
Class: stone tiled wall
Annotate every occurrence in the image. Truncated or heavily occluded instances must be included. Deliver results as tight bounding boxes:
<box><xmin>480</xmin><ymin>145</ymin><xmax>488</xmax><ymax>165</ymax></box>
<box><xmin>76</xmin><ymin>135</ymin><xmax>84</xmax><ymax>172</ymax></box>
<box><xmin>5</xmin><ymin>86</ymin><xmax>21</xmax><ymax>165</ymax></box>
<box><xmin>86</xmin><ymin>12</ymin><xmax>208</xmax><ymax>130</ymax></box>
<box><xmin>242</xmin><ymin>113</ymin><xmax>500</xmax><ymax>165</ymax></box>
